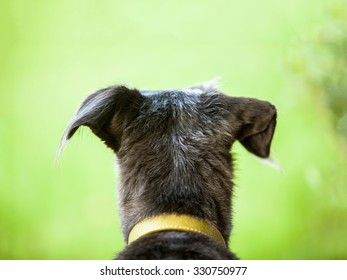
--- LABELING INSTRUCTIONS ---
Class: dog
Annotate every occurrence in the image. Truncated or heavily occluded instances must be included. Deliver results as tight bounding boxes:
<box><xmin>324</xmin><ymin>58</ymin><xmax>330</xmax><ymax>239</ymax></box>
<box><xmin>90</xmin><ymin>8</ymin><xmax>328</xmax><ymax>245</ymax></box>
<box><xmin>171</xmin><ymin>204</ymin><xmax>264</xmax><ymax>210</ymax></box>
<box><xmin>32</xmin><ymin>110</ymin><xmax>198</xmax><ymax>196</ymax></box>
<box><xmin>58</xmin><ymin>79</ymin><xmax>277</xmax><ymax>259</ymax></box>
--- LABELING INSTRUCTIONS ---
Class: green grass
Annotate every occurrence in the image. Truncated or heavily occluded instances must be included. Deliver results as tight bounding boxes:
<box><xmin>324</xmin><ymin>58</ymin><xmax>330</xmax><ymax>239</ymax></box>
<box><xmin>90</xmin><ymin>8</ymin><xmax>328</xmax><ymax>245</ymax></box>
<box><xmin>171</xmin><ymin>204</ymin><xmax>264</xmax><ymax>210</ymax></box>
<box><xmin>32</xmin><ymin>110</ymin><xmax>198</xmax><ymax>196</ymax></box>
<box><xmin>1</xmin><ymin>0</ymin><xmax>346</xmax><ymax>259</ymax></box>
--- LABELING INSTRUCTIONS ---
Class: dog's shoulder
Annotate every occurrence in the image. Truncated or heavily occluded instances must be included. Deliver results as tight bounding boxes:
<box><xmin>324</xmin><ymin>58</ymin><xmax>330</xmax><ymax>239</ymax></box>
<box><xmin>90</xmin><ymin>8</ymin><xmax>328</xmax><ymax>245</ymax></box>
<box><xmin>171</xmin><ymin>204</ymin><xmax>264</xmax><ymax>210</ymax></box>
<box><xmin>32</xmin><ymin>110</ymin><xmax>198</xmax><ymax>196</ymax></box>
<box><xmin>115</xmin><ymin>231</ymin><xmax>238</xmax><ymax>260</ymax></box>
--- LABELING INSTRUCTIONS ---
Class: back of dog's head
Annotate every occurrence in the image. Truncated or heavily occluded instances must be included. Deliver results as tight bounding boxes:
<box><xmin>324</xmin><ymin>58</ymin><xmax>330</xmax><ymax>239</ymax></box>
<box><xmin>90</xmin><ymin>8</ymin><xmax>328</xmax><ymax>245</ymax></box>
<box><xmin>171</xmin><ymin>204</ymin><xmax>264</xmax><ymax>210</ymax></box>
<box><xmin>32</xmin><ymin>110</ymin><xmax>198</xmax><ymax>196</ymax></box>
<box><xmin>59</xmin><ymin>81</ymin><xmax>276</xmax><ymax>237</ymax></box>
<box><xmin>60</xmin><ymin>82</ymin><xmax>276</xmax><ymax>159</ymax></box>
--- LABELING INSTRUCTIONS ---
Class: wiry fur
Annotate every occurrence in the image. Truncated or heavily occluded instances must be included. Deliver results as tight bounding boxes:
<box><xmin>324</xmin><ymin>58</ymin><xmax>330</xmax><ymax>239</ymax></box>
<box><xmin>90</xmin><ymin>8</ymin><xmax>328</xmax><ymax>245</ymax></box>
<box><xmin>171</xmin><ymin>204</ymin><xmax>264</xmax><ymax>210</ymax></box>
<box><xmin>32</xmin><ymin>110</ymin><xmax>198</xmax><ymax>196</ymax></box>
<box><xmin>59</xmin><ymin>80</ymin><xmax>277</xmax><ymax>259</ymax></box>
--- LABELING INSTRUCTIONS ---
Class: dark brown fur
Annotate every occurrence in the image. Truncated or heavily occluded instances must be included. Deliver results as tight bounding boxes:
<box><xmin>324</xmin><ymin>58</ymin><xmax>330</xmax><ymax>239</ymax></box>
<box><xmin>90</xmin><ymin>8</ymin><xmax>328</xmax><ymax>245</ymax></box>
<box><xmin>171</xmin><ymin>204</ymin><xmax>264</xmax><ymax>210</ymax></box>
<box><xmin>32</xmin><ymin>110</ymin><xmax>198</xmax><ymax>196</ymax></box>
<box><xmin>59</xmin><ymin>81</ymin><xmax>277</xmax><ymax>259</ymax></box>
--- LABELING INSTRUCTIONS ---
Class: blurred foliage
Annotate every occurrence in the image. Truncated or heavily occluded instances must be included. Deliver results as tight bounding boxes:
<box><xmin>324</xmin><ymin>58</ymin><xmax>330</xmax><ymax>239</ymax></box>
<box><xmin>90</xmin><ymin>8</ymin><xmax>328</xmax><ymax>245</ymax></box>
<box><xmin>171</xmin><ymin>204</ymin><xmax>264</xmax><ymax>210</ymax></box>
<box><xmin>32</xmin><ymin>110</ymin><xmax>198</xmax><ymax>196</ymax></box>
<box><xmin>289</xmin><ymin>0</ymin><xmax>347</xmax><ymax>144</ymax></box>
<box><xmin>0</xmin><ymin>0</ymin><xmax>346</xmax><ymax>260</ymax></box>
<box><xmin>287</xmin><ymin>0</ymin><xmax>347</xmax><ymax>207</ymax></box>
<box><xmin>284</xmin><ymin>0</ymin><xmax>347</xmax><ymax>259</ymax></box>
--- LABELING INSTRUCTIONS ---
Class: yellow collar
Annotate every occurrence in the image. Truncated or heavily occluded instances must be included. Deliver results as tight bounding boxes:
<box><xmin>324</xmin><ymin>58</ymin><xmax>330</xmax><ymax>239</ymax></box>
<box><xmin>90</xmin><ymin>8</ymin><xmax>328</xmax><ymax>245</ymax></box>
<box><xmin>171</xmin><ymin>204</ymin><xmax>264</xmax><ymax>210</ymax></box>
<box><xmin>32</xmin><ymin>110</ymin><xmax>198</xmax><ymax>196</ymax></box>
<box><xmin>128</xmin><ymin>214</ymin><xmax>227</xmax><ymax>247</ymax></box>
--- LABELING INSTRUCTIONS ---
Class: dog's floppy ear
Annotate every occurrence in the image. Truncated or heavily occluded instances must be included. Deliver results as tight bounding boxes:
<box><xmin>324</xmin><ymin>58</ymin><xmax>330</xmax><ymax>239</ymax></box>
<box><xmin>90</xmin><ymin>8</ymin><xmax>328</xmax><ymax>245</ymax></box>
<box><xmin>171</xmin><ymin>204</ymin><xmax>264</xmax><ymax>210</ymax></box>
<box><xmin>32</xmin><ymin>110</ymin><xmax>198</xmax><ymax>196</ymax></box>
<box><xmin>58</xmin><ymin>86</ymin><xmax>144</xmax><ymax>154</ymax></box>
<box><xmin>224</xmin><ymin>96</ymin><xmax>277</xmax><ymax>158</ymax></box>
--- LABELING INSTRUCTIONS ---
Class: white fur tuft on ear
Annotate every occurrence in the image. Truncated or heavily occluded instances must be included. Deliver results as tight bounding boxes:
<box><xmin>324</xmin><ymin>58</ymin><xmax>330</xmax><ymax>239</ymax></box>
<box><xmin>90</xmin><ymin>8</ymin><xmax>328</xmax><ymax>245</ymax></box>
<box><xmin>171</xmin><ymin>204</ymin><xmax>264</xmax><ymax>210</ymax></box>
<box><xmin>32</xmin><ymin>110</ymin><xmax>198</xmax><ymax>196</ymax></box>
<box><xmin>199</xmin><ymin>77</ymin><xmax>221</xmax><ymax>92</ymax></box>
<box><xmin>55</xmin><ymin>122</ymin><xmax>74</xmax><ymax>162</ymax></box>
<box><xmin>186</xmin><ymin>77</ymin><xmax>221</xmax><ymax>94</ymax></box>
<box><xmin>257</xmin><ymin>155</ymin><xmax>284</xmax><ymax>174</ymax></box>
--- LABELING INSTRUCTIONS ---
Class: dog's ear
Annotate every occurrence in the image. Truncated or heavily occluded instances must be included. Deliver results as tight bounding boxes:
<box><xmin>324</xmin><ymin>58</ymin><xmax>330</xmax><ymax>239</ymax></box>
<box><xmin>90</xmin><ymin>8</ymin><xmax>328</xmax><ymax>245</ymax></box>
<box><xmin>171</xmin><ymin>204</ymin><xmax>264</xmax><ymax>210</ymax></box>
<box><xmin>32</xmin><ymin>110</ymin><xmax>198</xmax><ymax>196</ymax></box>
<box><xmin>59</xmin><ymin>86</ymin><xmax>144</xmax><ymax>153</ymax></box>
<box><xmin>224</xmin><ymin>96</ymin><xmax>277</xmax><ymax>158</ymax></box>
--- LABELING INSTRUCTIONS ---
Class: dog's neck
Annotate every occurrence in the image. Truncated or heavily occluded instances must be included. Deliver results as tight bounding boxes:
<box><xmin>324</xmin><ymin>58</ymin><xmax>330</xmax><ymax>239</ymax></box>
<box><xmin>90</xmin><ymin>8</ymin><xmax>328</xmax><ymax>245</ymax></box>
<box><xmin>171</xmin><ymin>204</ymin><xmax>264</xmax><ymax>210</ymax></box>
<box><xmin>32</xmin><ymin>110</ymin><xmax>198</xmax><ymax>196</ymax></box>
<box><xmin>127</xmin><ymin>214</ymin><xmax>227</xmax><ymax>247</ymax></box>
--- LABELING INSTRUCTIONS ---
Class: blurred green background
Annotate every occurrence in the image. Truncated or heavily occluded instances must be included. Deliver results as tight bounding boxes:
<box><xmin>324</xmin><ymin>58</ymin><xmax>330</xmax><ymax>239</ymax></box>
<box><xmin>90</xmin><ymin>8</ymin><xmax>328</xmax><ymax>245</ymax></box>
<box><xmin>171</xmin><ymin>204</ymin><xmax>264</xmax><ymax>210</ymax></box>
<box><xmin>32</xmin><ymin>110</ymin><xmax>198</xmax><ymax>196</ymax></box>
<box><xmin>1</xmin><ymin>0</ymin><xmax>347</xmax><ymax>259</ymax></box>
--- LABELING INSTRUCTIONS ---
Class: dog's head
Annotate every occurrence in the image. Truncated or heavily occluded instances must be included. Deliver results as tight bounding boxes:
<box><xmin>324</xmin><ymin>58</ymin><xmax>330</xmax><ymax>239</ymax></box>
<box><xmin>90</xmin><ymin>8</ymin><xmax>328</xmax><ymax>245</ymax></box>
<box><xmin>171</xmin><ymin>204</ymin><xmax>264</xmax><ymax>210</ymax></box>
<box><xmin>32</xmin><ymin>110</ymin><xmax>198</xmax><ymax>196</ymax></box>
<box><xmin>58</xmin><ymin>80</ymin><xmax>277</xmax><ymax>238</ymax></box>
<box><xmin>59</xmin><ymin>81</ymin><xmax>276</xmax><ymax>159</ymax></box>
